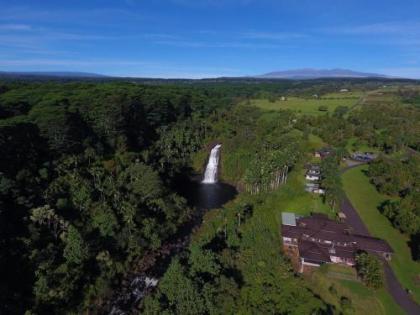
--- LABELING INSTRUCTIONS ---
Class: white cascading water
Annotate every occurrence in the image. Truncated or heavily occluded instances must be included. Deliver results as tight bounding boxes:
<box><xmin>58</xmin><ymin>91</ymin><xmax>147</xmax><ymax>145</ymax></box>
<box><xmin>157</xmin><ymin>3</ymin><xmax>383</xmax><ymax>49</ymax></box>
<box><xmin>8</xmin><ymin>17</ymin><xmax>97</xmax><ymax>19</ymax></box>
<box><xmin>202</xmin><ymin>144</ymin><xmax>222</xmax><ymax>184</ymax></box>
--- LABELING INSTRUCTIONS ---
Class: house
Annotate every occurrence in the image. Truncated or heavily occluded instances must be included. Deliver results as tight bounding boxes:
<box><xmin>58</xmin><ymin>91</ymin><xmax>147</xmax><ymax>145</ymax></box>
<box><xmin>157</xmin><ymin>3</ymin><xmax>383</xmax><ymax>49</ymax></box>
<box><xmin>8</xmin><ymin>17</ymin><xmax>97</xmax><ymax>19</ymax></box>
<box><xmin>281</xmin><ymin>213</ymin><xmax>393</xmax><ymax>272</ymax></box>
<box><xmin>314</xmin><ymin>147</ymin><xmax>333</xmax><ymax>159</ymax></box>
<box><xmin>305</xmin><ymin>181</ymin><xmax>325</xmax><ymax>194</ymax></box>
<box><xmin>306</xmin><ymin>165</ymin><xmax>321</xmax><ymax>181</ymax></box>
<box><xmin>305</xmin><ymin>185</ymin><xmax>325</xmax><ymax>194</ymax></box>
<box><xmin>305</xmin><ymin>164</ymin><xmax>323</xmax><ymax>194</ymax></box>
<box><xmin>307</xmin><ymin>168</ymin><xmax>320</xmax><ymax>176</ymax></box>
<box><xmin>305</xmin><ymin>174</ymin><xmax>320</xmax><ymax>181</ymax></box>
<box><xmin>312</xmin><ymin>188</ymin><xmax>325</xmax><ymax>194</ymax></box>
<box><xmin>306</xmin><ymin>164</ymin><xmax>321</xmax><ymax>172</ymax></box>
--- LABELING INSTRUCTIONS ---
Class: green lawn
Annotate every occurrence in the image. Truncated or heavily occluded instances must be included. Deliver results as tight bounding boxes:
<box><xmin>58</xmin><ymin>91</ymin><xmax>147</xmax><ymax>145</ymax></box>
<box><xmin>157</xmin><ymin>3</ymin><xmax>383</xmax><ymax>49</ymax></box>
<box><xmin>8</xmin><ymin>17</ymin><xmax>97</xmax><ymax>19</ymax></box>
<box><xmin>363</xmin><ymin>91</ymin><xmax>402</xmax><ymax>106</ymax></box>
<box><xmin>345</xmin><ymin>137</ymin><xmax>381</xmax><ymax>154</ymax></box>
<box><xmin>307</xmin><ymin>264</ymin><xmax>405</xmax><ymax>315</ymax></box>
<box><xmin>342</xmin><ymin>165</ymin><xmax>420</xmax><ymax>303</ymax></box>
<box><xmin>322</xmin><ymin>91</ymin><xmax>365</xmax><ymax>99</ymax></box>
<box><xmin>247</xmin><ymin>96</ymin><xmax>358</xmax><ymax>115</ymax></box>
<box><xmin>278</xmin><ymin>166</ymin><xmax>331</xmax><ymax>217</ymax></box>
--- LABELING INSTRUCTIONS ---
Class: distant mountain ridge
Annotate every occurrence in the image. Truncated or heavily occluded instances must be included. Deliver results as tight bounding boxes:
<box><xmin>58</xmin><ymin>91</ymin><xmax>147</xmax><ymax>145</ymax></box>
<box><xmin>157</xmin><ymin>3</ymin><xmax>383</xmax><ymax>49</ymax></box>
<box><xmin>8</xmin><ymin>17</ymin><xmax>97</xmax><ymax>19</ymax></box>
<box><xmin>0</xmin><ymin>71</ymin><xmax>107</xmax><ymax>78</ymax></box>
<box><xmin>258</xmin><ymin>68</ymin><xmax>389</xmax><ymax>79</ymax></box>
<box><xmin>0</xmin><ymin>69</ymin><xmax>399</xmax><ymax>80</ymax></box>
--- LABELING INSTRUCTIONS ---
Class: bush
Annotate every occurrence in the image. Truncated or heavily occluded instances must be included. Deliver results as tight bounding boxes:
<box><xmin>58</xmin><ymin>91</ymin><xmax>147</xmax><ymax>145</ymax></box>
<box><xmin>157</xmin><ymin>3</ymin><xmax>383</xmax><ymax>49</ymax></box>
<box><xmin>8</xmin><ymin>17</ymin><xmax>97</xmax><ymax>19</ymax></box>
<box><xmin>318</xmin><ymin>105</ymin><xmax>328</xmax><ymax>111</ymax></box>
<box><xmin>333</xmin><ymin>105</ymin><xmax>349</xmax><ymax>117</ymax></box>
<box><xmin>355</xmin><ymin>252</ymin><xmax>384</xmax><ymax>289</ymax></box>
<box><xmin>340</xmin><ymin>296</ymin><xmax>354</xmax><ymax>314</ymax></box>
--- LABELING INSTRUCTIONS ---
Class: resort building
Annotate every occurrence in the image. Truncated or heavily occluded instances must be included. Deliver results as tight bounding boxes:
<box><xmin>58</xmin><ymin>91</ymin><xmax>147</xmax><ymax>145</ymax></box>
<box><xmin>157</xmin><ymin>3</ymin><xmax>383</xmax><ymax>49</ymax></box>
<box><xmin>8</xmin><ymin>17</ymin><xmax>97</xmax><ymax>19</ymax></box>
<box><xmin>281</xmin><ymin>212</ymin><xmax>393</xmax><ymax>272</ymax></box>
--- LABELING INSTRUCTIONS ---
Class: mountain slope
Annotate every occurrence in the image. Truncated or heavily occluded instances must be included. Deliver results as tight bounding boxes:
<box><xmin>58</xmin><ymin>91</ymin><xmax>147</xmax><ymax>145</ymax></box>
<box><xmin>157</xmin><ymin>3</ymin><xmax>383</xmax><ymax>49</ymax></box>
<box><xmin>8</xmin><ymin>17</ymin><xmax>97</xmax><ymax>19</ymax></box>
<box><xmin>258</xmin><ymin>68</ymin><xmax>388</xmax><ymax>79</ymax></box>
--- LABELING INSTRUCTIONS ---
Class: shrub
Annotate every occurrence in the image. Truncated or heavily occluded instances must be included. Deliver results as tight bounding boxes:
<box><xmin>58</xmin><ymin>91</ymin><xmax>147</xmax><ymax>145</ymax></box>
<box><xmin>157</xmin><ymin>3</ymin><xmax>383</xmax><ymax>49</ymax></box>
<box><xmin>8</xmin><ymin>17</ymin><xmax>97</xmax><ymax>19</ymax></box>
<box><xmin>355</xmin><ymin>252</ymin><xmax>384</xmax><ymax>289</ymax></box>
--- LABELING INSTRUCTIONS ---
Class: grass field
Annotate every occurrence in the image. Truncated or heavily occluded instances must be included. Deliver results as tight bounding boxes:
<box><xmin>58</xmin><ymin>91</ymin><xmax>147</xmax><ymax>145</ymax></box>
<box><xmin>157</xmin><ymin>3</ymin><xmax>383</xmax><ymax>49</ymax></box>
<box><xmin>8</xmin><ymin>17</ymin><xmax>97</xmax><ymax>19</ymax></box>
<box><xmin>271</xmin><ymin>166</ymin><xmax>332</xmax><ymax>219</ymax></box>
<box><xmin>362</xmin><ymin>90</ymin><xmax>402</xmax><ymax>106</ymax></box>
<box><xmin>322</xmin><ymin>91</ymin><xmax>365</xmax><ymax>99</ymax></box>
<box><xmin>307</xmin><ymin>265</ymin><xmax>405</xmax><ymax>315</ymax></box>
<box><xmin>345</xmin><ymin>137</ymin><xmax>381</xmax><ymax>154</ymax></box>
<box><xmin>342</xmin><ymin>165</ymin><xmax>420</xmax><ymax>303</ymax></box>
<box><xmin>247</xmin><ymin>96</ymin><xmax>359</xmax><ymax>115</ymax></box>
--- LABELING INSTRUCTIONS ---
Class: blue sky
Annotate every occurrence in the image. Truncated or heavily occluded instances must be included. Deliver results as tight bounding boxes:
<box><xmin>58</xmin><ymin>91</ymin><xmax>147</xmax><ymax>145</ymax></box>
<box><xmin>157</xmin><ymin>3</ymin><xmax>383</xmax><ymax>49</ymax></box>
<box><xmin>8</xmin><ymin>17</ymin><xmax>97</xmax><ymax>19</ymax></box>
<box><xmin>1</xmin><ymin>0</ymin><xmax>420</xmax><ymax>78</ymax></box>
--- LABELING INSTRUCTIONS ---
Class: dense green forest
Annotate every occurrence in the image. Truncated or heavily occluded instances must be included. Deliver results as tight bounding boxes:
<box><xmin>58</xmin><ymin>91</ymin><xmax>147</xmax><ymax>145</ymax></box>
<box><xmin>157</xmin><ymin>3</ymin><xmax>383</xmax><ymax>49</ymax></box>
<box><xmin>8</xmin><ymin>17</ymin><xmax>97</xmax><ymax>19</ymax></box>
<box><xmin>0</xmin><ymin>81</ymin><xmax>224</xmax><ymax>313</ymax></box>
<box><xmin>1</xmin><ymin>79</ymin><xmax>419</xmax><ymax>314</ymax></box>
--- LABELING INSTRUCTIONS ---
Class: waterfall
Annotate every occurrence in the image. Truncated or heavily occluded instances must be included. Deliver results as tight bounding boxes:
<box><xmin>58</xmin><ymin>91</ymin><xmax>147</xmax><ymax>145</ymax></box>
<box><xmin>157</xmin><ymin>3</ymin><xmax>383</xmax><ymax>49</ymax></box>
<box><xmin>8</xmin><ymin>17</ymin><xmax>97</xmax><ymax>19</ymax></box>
<box><xmin>202</xmin><ymin>144</ymin><xmax>222</xmax><ymax>184</ymax></box>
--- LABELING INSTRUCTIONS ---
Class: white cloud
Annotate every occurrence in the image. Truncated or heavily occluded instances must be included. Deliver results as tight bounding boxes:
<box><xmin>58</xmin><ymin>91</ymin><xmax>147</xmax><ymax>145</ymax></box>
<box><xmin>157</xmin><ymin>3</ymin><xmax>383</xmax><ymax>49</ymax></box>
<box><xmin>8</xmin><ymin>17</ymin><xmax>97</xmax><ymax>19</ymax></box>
<box><xmin>380</xmin><ymin>67</ymin><xmax>420</xmax><ymax>79</ymax></box>
<box><xmin>153</xmin><ymin>39</ymin><xmax>291</xmax><ymax>49</ymax></box>
<box><xmin>0</xmin><ymin>23</ymin><xmax>32</xmax><ymax>31</ymax></box>
<box><xmin>0</xmin><ymin>6</ymin><xmax>144</xmax><ymax>25</ymax></box>
<box><xmin>239</xmin><ymin>31</ymin><xmax>307</xmax><ymax>40</ymax></box>
<box><xmin>0</xmin><ymin>58</ymin><xmax>153</xmax><ymax>67</ymax></box>
<box><xmin>322</xmin><ymin>21</ymin><xmax>420</xmax><ymax>36</ymax></box>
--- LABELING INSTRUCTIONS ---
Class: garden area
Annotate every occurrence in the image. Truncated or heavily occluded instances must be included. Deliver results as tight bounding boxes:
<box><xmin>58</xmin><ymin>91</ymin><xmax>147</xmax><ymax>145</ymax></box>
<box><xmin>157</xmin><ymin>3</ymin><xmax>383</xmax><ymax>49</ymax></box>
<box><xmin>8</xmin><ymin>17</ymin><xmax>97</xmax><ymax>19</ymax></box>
<box><xmin>307</xmin><ymin>264</ymin><xmax>404</xmax><ymax>315</ymax></box>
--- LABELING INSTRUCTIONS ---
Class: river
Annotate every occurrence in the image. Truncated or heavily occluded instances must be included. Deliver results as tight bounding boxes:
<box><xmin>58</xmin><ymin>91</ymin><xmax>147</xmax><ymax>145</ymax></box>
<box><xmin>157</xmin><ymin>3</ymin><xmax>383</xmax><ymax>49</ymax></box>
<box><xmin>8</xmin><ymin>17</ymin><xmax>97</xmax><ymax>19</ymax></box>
<box><xmin>106</xmin><ymin>144</ymin><xmax>237</xmax><ymax>314</ymax></box>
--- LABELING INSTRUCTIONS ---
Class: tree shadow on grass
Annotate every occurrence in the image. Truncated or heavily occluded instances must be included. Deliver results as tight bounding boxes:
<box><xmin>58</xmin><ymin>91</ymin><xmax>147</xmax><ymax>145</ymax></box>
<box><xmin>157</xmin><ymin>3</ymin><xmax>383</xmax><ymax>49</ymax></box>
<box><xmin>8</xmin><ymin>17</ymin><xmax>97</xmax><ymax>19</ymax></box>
<box><xmin>408</xmin><ymin>233</ymin><xmax>420</xmax><ymax>261</ymax></box>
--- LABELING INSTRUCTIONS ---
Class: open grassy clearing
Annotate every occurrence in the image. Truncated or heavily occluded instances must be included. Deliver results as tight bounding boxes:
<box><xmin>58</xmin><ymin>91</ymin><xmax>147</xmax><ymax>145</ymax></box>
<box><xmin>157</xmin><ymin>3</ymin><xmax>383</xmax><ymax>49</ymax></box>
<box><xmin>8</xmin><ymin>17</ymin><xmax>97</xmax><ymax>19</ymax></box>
<box><xmin>342</xmin><ymin>165</ymin><xmax>420</xmax><ymax>303</ymax></box>
<box><xmin>363</xmin><ymin>90</ymin><xmax>402</xmax><ymax>106</ymax></box>
<box><xmin>247</xmin><ymin>96</ymin><xmax>359</xmax><ymax>115</ymax></box>
<box><xmin>306</xmin><ymin>264</ymin><xmax>405</xmax><ymax>315</ymax></box>
<box><xmin>345</xmin><ymin>137</ymin><xmax>381</xmax><ymax>154</ymax></box>
<box><xmin>280</xmin><ymin>166</ymin><xmax>332</xmax><ymax>217</ymax></box>
<box><xmin>322</xmin><ymin>91</ymin><xmax>365</xmax><ymax>99</ymax></box>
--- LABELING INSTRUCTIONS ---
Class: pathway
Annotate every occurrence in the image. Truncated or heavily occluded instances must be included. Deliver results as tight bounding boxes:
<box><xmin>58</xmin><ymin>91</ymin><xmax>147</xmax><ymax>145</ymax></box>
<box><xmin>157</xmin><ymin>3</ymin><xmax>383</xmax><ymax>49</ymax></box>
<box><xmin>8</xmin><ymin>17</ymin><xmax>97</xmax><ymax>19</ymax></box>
<box><xmin>340</xmin><ymin>164</ymin><xmax>420</xmax><ymax>315</ymax></box>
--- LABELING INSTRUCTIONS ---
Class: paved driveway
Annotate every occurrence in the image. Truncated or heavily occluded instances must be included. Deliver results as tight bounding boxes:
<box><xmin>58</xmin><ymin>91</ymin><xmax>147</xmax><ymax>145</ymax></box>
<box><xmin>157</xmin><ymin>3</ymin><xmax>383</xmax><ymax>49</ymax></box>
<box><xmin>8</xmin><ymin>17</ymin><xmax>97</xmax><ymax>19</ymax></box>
<box><xmin>340</xmin><ymin>166</ymin><xmax>420</xmax><ymax>315</ymax></box>
<box><xmin>340</xmin><ymin>196</ymin><xmax>369</xmax><ymax>235</ymax></box>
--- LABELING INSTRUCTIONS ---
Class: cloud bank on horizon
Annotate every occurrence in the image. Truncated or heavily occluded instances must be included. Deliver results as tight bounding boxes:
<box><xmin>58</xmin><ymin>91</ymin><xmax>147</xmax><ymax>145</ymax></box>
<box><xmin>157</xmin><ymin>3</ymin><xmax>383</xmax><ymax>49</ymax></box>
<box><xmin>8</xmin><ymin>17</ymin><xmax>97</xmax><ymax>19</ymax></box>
<box><xmin>0</xmin><ymin>0</ymin><xmax>419</xmax><ymax>78</ymax></box>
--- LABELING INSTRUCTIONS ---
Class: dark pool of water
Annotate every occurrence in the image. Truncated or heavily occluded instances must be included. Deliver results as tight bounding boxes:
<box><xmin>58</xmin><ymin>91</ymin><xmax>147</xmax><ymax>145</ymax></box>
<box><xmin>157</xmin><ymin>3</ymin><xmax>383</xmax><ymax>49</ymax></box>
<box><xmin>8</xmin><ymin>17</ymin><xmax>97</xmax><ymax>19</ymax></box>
<box><xmin>189</xmin><ymin>181</ymin><xmax>238</xmax><ymax>210</ymax></box>
<box><xmin>174</xmin><ymin>171</ymin><xmax>238</xmax><ymax>211</ymax></box>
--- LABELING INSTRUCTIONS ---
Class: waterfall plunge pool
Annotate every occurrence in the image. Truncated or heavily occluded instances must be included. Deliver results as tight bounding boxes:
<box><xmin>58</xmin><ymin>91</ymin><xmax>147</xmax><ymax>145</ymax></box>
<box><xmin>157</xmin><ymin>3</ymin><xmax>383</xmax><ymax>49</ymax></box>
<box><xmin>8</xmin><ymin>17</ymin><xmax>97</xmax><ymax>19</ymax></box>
<box><xmin>185</xmin><ymin>144</ymin><xmax>237</xmax><ymax>210</ymax></box>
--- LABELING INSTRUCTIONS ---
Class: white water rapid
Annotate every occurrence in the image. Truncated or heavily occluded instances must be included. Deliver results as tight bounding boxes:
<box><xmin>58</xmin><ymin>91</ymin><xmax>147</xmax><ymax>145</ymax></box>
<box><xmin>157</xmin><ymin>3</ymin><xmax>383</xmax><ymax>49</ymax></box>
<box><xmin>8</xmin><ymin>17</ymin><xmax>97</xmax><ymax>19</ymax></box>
<box><xmin>202</xmin><ymin>144</ymin><xmax>222</xmax><ymax>184</ymax></box>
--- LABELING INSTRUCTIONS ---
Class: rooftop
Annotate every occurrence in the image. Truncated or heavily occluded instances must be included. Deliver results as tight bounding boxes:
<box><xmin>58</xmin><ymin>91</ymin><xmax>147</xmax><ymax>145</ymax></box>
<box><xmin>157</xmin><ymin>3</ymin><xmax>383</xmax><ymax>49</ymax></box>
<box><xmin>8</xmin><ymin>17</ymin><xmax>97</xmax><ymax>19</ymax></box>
<box><xmin>281</xmin><ymin>213</ymin><xmax>393</xmax><ymax>261</ymax></box>
<box><xmin>282</xmin><ymin>212</ymin><xmax>297</xmax><ymax>226</ymax></box>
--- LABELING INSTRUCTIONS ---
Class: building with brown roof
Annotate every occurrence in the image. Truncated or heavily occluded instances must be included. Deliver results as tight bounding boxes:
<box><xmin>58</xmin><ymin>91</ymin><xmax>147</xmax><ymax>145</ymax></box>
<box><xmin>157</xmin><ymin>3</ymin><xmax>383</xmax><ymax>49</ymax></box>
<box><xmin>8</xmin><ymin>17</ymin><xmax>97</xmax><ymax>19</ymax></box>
<box><xmin>281</xmin><ymin>212</ymin><xmax>393</xmax><ymax>272</ymax></box>
<box><xmin>314</xmin><ymin>147</ymin><xmax>334</xmax><ymax>159</ymax></box>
